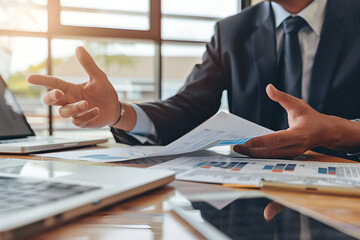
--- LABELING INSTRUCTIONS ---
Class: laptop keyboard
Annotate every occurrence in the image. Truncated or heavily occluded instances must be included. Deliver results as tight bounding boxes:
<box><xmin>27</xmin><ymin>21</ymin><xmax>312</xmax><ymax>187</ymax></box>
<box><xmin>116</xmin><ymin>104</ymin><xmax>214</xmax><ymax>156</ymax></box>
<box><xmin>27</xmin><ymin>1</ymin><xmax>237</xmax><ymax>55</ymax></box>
<box><xmin>0</xmin><ymin>176</ymin><xmax>100</xmax><ymax>214</ymax></box>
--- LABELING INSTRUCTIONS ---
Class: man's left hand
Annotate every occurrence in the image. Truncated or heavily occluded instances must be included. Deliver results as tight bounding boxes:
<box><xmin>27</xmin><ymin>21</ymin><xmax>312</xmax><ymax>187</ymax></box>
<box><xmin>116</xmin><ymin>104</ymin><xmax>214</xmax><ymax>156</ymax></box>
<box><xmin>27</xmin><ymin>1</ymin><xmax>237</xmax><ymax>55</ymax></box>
<box><xmin>233</xmin><ymin>84</ymin><xmax>341</xmax><ymax>158</ymax></box>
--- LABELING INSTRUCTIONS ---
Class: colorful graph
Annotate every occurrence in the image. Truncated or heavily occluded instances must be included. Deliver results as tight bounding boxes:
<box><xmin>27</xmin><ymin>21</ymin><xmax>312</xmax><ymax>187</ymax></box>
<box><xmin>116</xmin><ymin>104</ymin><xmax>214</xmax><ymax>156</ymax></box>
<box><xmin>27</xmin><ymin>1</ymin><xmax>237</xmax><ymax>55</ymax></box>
<box><xmin>262</xmin><ymin>163</ymin><xmax>297</xmax><ymax>173</ymax></box>
<box><xmin>193</xmin><ymin>161</ymin><xmax>249</xmax><ymax>171</ymax></box>
<box><xmin>79</xmin><ymin>152</ymin><xmax>148</xmax><ymax>161</ymax></box>
<box><xmin>80</xmin><ymin>154</ymin><xmax>128</xmax><ymax>160</ymax></box>
<box><xmin>217</xmin><ymin>138</ymin><xmax>253</xmax><ymax>146</ymax></box>
<box><xmin>192</xmin><ymin>161</ymin><xmax>341</xmax><ymax>178</ymax></box>
<box><xmin>318</xmin><ymin>167</ymin><xmax>336</xmax><ymax>175</ymax></box>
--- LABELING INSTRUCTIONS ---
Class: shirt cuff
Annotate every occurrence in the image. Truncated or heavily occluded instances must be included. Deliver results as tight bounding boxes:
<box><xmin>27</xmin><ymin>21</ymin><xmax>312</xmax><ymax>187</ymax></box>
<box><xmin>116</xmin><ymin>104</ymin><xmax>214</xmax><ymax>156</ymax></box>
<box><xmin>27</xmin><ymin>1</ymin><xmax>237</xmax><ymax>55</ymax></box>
<box><xmin>129</xmin><ymin>103</ymin><xmax>157</xmax><ymax>138</ymax></box>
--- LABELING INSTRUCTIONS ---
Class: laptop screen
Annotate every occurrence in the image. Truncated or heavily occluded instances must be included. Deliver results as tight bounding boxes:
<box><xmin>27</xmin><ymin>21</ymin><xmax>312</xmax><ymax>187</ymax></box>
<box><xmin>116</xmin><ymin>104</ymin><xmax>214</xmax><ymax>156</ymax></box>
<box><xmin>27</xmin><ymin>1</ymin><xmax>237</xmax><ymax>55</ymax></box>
<box><xmin>0</xmin><ymin>76</ymin><xmax>34</xmax><ymax>139</ymax></box>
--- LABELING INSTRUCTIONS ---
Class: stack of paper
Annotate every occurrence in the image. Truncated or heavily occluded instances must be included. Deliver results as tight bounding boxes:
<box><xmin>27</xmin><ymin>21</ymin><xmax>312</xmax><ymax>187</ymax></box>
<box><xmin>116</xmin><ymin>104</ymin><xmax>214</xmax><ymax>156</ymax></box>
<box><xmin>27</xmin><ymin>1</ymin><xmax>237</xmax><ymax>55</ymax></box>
<box><xmin>149</xmin><ymin>156</ymin><xmax>360</xmax><ymax>187</ymax></box>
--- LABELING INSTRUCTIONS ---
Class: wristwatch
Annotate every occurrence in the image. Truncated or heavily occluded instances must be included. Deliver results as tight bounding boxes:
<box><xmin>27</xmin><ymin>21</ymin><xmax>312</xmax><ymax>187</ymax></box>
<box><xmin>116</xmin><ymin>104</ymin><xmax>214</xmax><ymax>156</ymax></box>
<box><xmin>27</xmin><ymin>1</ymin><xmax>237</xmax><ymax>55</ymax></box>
<box><xmin>111</xmin><ymin>101</ymin><xmax>125</xmax><ymax>127</ymax></box>
<box><xmin>346</xmin><ymin>119</ymin><xmax>360</xmax><ymax>158</ymax></box>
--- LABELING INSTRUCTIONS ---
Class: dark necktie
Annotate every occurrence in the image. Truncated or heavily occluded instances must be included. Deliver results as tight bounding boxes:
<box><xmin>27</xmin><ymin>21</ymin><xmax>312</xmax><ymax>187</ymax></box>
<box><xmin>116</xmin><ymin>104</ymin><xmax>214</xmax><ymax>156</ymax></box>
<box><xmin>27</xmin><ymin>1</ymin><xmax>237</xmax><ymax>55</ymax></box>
<box><xmin>273</xmin><ymin>16</ymin><xmax>307</xmax><ymax>130</ymax></box>
<box><xmin>278</xmin><ymin>16</ymin><xmax>307</xmax><ymax>98</ymax></box>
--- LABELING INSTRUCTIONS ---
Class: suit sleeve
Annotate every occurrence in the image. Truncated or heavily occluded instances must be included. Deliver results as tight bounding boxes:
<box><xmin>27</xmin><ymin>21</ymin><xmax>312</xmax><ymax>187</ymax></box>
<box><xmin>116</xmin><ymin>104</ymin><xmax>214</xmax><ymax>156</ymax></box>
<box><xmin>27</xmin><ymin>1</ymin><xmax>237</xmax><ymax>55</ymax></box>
<box><xmin>112</xmin><ymin>23</ymin><xmax>227</xmax><ymax>145</ymax></box>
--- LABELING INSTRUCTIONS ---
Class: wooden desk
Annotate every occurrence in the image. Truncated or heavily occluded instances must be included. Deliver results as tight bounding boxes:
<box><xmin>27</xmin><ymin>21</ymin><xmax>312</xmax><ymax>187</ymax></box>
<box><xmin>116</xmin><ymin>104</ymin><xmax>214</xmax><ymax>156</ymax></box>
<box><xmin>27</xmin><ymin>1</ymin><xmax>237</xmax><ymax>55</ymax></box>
<box><xmin>2</xmin><ymin>146</ymin><xmax>359</xmax><ymax>239</ymax></box>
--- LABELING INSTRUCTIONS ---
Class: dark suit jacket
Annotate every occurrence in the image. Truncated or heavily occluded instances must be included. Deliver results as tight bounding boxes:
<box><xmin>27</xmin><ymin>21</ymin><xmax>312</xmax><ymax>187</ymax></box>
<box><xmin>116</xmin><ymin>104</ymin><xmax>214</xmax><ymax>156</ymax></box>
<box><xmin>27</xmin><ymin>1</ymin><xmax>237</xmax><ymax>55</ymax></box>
<box><xmin>112</xmin><ymin>0</ymin><xmax>360</xmax><ymax>148</ymax></box>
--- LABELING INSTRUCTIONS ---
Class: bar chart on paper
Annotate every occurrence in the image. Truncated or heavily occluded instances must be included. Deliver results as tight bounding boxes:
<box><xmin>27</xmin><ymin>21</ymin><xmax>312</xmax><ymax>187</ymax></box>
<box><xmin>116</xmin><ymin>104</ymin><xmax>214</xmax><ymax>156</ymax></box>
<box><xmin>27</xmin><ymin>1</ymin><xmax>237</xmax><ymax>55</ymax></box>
<box><xmin>150</xmin><ymin>156</ymin><xmax>360</xmax><ymax>186</ymax></box>
<box><xmin>36</xmin><ymin>146</ymin><xmax>162</xmax><ymax>163</ymax></box>
<box><xmin>193</xmin><ymin>161</ymin><xmax>299</xmax><ymax>173</ymax></box>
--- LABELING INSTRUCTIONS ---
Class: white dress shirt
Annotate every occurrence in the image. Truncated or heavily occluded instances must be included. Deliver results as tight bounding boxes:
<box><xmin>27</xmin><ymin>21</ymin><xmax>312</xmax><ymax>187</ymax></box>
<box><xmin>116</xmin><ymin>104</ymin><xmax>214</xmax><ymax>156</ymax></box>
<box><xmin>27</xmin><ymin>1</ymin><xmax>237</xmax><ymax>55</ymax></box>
<box><xmin>271</xmin><ymin>0</ymin><xmax>327</xmax><ymax>101</ymax></box>
<box><xmin>128</xmin><ymin>103</ymin><xmax>157</xmax><ymax>144</ymax></box>
<box><xmin>129</xmin><ymin>0</ymin><xmax>328</xmax><ymax>138</ymax></box>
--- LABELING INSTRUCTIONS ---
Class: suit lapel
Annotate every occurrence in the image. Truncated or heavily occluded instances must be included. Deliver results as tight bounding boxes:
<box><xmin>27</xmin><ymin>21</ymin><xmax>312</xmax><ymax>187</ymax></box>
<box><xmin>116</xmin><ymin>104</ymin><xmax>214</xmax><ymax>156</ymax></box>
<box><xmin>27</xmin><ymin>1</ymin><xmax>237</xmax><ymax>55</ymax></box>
<box><xmin>308</xmin><ymin>0</ymin><xmax>345</xmax><ymax>111</ymax></box>
<box><xmin>250</xmin><ymin>2</ymin><xmax>277</xmax><ymax>128</ymax></box>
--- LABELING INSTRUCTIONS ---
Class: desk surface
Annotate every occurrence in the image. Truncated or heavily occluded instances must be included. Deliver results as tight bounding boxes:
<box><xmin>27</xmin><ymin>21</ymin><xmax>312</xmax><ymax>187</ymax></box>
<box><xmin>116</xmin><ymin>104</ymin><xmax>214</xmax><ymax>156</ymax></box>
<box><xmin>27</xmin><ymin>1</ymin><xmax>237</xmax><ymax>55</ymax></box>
<box><xmin>1</xmin><ymin>144</ymin><xmax>359</xmax><ymax>239</ymax></box>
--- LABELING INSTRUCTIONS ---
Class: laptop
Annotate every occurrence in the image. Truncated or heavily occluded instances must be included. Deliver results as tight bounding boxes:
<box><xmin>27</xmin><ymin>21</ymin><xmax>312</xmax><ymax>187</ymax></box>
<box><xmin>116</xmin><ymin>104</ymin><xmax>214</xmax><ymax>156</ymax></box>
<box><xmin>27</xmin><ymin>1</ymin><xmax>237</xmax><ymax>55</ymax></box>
<box><xmin>0</xmin><ymin>75</ymin><xmax>108</xmax><ymax>153</ymax></box>
<box><xmin>0</xmin><ymin>158</ymin><xmax>175</xmax><ymax>239</ymax></box>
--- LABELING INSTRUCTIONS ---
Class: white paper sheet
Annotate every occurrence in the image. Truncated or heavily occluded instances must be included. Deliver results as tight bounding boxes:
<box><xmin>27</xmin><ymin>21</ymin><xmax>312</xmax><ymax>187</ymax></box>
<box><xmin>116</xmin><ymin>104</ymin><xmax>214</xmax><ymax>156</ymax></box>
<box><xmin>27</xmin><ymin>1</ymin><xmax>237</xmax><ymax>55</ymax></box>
<box><xmin>150</xmin><ymin>156</ymin><xmax>360</xmax><ymax>187</ymax></box>
<box><xmin>148</xmin><ymin>111</ymin><xmax>273</xmax><ymax>157</ymax></box>
<box><xmin>36</xmin><ymin>146</ymin><xmax>162</xmax><ymax>163</ymax></box>
<box><xmin>35</xmin><ymin>112</ymin><xmax>272</xmax><ymax>163</ymax></box>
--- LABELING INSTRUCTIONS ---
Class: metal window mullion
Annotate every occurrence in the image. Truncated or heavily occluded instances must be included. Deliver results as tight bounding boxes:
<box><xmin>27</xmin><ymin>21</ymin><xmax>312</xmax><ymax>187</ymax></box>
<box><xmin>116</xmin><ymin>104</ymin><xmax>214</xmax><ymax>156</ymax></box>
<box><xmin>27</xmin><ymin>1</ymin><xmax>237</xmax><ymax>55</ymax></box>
<box><xmin>60</xmin><ymin>6</ymin><xmax>149</xmax><ymax>16</ymax></box>
<box><xmin>60</xmin><ymin>6</ymin><xmax>221</xmax><ymax>22</ymax></box>
<box><xmin>46</xmin><ymin>0</ymin><xmax>60</xmax><ymax>135</ymax></box>
<box><xmin>150</xmin><ymin>0</ymin><xmax>162</xmax><ymax>100</ymax></box>
<box><xmin>162</xmin><ymin>39</ymin><xmax>207</xmax><ymax>45</ymax></box>
<box><xmin>0</xmin><ymin>30</ymin><xmax>47</xmax><ymax>37</ymax></box>
<box><xmin>241</xmin><ymin>0</ymin><xmax>252</xmax><ymax>9</ymax></box>
<box><xmin>155</xmin><ymin>41</ymin><xmax>162</xmax><ymax>100</ymax></box>
<box><xmin>47</xmin><ymin>37</ymin><xmax>53</xmax><ymax>136</ymax></box>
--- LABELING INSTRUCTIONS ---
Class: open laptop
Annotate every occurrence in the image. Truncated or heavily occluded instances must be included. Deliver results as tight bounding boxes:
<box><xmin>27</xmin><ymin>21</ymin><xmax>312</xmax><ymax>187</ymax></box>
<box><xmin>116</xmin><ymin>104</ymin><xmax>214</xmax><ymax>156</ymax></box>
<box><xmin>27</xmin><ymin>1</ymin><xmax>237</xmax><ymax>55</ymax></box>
<box><xmin>0</xmin><ymin>75</ymin><xmax>108</xmax><ymax>154</ymax></box>
<box><xmin>0</xmin><ymin>158</ymin><xmax>175</xmax><ymax>239</ymax></box>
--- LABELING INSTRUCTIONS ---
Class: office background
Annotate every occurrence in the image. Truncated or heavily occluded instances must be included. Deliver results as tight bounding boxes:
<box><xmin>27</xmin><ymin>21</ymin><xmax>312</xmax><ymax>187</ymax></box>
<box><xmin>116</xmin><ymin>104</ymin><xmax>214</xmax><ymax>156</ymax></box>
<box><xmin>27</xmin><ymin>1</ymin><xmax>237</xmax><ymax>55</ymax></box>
<box><xmin>0</xmin><ymin>0</ymin><xmax>261</xmax><ymax>137</ymax></box>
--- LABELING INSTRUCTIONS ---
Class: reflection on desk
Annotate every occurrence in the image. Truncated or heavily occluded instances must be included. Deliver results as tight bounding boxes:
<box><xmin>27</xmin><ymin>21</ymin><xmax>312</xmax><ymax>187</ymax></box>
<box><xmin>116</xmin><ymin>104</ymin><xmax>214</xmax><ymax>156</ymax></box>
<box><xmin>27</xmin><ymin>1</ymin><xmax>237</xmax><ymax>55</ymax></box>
<box><xmin>2</xmin><ymin>147</ymin><xmax>359</xmax><ymax>240</ymax></box>
<box><xmin>31</xmin><ymin>187</ymin><xmax>204</xmax><ymax>240</ymax></box>
<box><xmin>190</xmin><ymin>197</ymin><xmax>355</xmax><ymax>240</ymax></box>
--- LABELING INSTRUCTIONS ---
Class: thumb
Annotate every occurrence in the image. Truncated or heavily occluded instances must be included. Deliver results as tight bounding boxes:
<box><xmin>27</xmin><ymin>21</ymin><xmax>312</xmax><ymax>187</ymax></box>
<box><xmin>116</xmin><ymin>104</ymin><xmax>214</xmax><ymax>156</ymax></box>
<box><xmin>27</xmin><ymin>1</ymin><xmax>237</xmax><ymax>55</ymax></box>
<box><xmin>266</xmin><ymin>84</ymin><xmax>303</xmax><ymax>113</ymax></box>
<box><xmin>75</xmin><ymin>46</ymin><xmax>105</xmax><ymax>79</ymax></box>
<box><xmin>264</xmin><ymin>202</ymin><xmax>287</xmax><ymax>221</ymax></box>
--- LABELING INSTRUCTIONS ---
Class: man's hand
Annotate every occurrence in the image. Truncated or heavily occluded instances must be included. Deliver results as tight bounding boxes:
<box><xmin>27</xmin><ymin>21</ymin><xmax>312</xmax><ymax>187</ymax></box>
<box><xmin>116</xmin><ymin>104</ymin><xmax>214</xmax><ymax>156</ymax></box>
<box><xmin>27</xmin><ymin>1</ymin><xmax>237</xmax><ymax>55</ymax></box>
<box><xmin>233</xmin><ymin>84</ymin><xmax>359</xmax><ymax>158</ymax></box>
<box><xmin>263</xmin><ymin>202</ymin><xmax>287</xmax><ymax>222</ymax></box>
<box><xmin>27</xmin><ymin>46</ymin><xmax>133</xmax><ymax>129</ymax></box>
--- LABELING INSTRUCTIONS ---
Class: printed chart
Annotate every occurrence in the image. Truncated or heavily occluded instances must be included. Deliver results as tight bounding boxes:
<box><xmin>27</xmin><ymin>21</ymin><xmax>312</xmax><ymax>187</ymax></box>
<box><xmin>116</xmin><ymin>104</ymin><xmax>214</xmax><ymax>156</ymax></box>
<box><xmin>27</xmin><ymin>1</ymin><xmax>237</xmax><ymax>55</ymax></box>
<box><xmin>150</xmin><ymin>156</ymin><xmax>360</xmax><ymax>186</ymax></box>
<box><xmin>36</xmin><ymin>146</ymin><xmax>161</xmax><ymax>163</ymax></box>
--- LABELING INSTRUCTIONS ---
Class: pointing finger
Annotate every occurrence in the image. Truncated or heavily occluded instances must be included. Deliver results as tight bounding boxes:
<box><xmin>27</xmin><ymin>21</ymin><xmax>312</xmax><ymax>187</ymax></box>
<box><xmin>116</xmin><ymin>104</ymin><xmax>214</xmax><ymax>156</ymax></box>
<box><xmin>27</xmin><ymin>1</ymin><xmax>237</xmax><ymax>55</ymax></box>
<box><xmin>27</xmin><ymin>74</ymin><xmax>70</xmax><ymax>92</ymax></box>
<box><xmin>75</xmin><ymin>46</ymin><xmax>105</xmax><ymax>79</ymax></box>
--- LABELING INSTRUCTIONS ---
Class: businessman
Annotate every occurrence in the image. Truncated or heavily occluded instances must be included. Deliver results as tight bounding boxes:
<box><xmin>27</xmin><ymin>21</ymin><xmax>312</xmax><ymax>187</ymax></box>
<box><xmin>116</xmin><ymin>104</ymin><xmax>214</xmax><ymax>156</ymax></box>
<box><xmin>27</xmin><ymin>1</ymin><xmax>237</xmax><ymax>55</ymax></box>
<box><xmin>27</xmin><ymin>0</ymin><xmax>360</xmax><ymax>158</ymax></box>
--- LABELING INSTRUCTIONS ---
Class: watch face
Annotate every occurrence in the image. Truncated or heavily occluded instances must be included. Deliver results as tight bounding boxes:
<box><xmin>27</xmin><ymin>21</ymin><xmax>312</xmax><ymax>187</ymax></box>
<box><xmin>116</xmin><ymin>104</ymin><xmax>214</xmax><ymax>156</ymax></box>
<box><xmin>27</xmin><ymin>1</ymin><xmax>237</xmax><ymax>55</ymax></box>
<box><xmin>120</xmin><ymin>102</ymin><xmax>125</xmax><ymax>116</ymax></box>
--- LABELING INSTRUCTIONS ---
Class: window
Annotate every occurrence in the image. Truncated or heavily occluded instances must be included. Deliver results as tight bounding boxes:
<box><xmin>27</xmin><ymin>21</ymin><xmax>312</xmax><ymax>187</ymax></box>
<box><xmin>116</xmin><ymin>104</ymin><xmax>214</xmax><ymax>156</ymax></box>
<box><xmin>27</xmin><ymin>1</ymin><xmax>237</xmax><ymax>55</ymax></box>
<box><xmin>0</xmin><ymin>37</ymin><xmax>48</xmax><ymax>133</ymax></box>
<box><xmin>251</xmin><ymin>0</ymin><xmax>263</xmax><ymax>6</ymax></box>
<box><xmin>0</xmin><ymin>0</ymin><xmax>47</xmax><ymax>32</ymax></box>
<box><xmin>0</xmin><ymin>0</ymin><xmax>245</xmax><ymax>135</ymax></box>
<box><xmin>161</xmin><ymin>0</ymin><xmax>239</xmax><ymax>112</ymax></box>
<box><xmin>161</xmin><ymin>0</ymin><xmax>238</xmax><ymax>41</ymax></box>
<box><xmin>161</xmin><ymin>43</ymin><xmax>204</xmax><ymax>99</ymax></box>
<box><xmin>52</xmin><ymin>38</ymin><xmax>155</xmax><ymax>130</ymax></box>
<box><xmin>60</xmin><ymin>0</ymin><xmax>150</xmax><ymax>30</ymax></box>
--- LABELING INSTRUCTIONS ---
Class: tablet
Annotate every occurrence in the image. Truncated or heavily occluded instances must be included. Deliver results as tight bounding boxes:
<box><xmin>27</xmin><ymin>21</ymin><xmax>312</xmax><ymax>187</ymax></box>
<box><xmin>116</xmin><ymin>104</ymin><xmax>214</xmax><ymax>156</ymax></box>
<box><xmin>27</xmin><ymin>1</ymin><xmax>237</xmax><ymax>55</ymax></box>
<box><xmin>168</xmin><ymin>192</ymin><xmax>356</xmax><ymax>240</ymax></box>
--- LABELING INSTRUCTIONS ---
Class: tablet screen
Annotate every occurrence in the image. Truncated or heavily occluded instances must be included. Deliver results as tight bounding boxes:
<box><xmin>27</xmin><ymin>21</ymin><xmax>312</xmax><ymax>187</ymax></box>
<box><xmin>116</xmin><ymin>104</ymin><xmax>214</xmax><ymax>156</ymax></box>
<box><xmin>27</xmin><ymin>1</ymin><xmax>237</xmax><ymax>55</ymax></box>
<box><xmin>171</xmin><ymin>196</ymin><xmax>356</xmax><ymax>240</ymax></box>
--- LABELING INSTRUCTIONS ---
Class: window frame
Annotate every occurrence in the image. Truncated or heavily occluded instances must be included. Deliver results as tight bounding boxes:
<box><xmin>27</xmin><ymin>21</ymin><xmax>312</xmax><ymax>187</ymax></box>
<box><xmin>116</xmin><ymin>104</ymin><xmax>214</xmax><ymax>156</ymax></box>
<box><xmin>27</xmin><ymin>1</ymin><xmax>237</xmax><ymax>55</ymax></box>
<box><xmin>0</xmin><ymin>0</ymin><xmax>249</xmax><ymax>135</ymax></box>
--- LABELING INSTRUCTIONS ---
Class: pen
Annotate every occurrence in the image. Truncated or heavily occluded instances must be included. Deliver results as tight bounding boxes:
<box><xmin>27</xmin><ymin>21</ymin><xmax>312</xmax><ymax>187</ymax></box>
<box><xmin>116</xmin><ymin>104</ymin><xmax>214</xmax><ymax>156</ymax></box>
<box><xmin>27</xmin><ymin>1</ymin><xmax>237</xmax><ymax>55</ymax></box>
<box><xmin>222</xmin><ymin>183</ymin><xmax>259</xmax><ymax>188</ymax></box>
<box><xmin>260</xmin><ymin>180</ymin><xmax>360</xmax><ymax>197</ymax></box>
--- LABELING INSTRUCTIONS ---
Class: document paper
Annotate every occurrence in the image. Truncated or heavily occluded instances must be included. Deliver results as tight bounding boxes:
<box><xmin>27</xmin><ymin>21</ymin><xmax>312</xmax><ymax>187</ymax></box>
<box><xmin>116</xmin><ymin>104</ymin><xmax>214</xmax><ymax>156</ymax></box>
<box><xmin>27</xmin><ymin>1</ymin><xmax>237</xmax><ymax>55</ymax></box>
<box><xmin>148</xmin><ymin>111</ymin><xmax>273</xmax><ymax>157</ymax></box>
<box><xmin>36</xmin><ymin>146</ymin><xmax>161</xmax><ymax>163</ymax></box>
<box><xmin>36</xmin><ymin>112</ymin><xmax>273</xmax><ymax>163</ymax></box>
<box><xmin>150</xmin><ymin>156</ymin><xmax>360</xmax><ymax>187</ymax></box>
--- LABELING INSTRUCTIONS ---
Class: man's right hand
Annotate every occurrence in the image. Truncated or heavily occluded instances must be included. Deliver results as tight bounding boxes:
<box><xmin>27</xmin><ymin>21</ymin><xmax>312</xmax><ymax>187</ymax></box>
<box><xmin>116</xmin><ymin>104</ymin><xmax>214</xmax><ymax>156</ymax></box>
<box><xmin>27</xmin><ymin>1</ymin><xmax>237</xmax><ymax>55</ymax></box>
<box><xmin>27</xmin><ymin>46</ymin><xmax>133</xmax><ymax>129</ymax></box>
